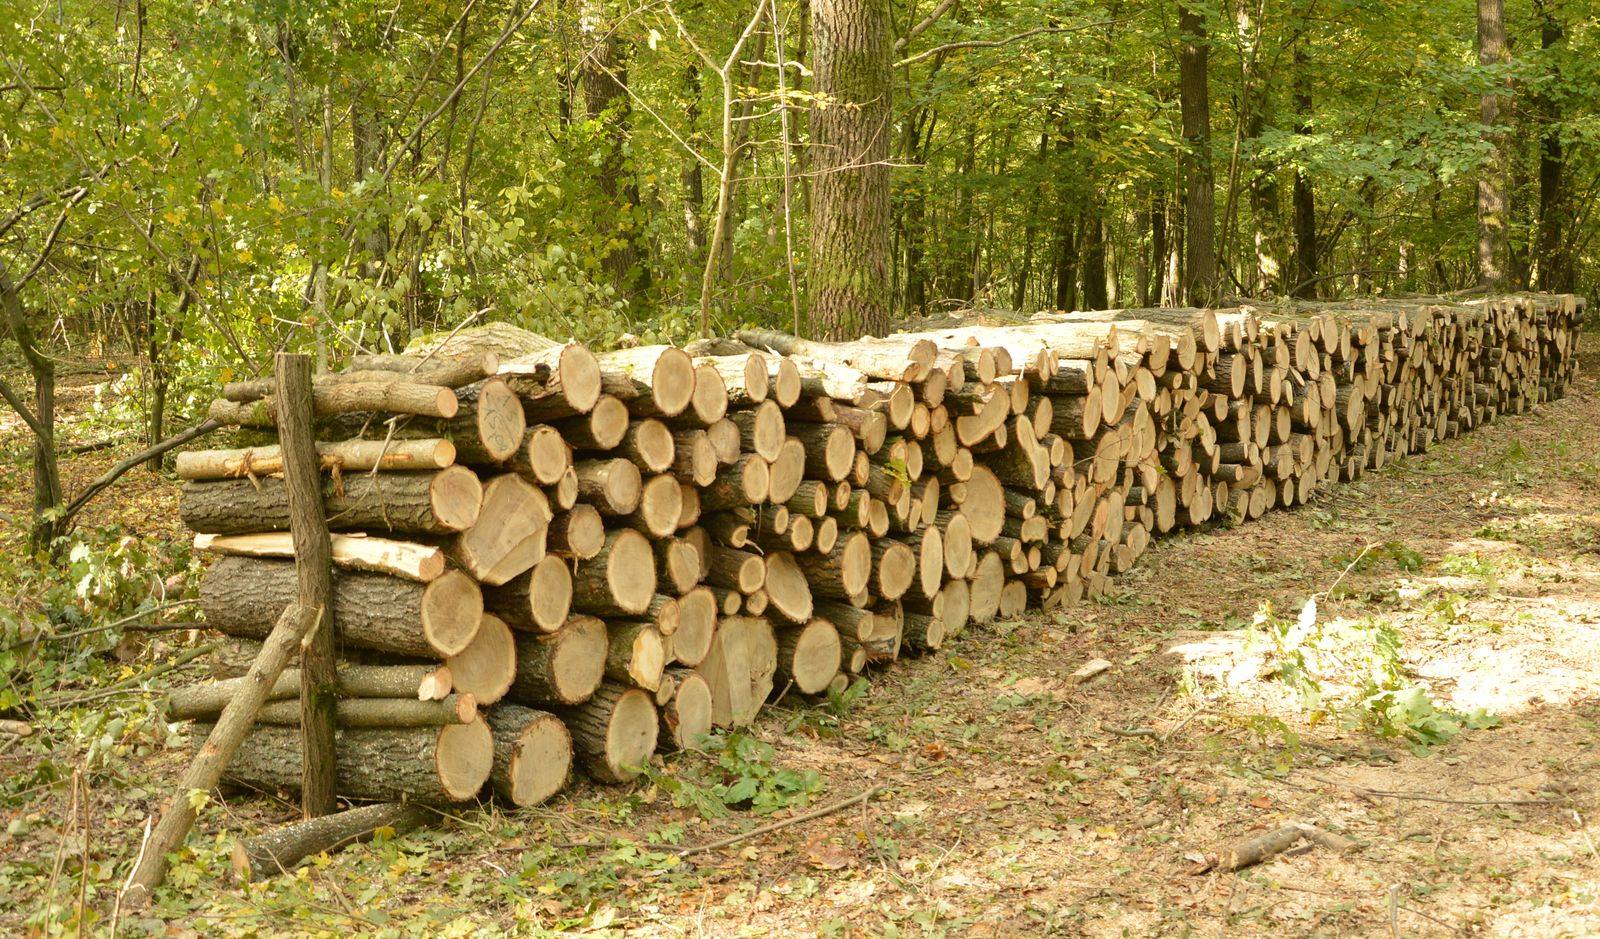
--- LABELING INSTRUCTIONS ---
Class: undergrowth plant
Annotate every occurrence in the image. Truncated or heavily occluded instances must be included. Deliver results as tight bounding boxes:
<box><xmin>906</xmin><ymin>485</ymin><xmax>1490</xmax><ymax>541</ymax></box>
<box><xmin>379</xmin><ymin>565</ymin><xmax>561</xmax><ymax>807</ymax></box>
<box><xmin>646</xmin><ymin>732</ymin><xmax>824</xmax><ymax>820</ymax></box>
<box><xmin>1246</xmin><ymin>597</ymin><xmax>1499</xmax><ymax>753</ymax></box>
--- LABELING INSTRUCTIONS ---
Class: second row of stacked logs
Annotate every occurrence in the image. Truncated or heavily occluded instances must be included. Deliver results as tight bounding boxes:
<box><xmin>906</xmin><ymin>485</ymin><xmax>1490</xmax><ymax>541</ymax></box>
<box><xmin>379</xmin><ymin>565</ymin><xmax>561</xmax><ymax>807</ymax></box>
<box><xmin>169</xmin><ymin>295</ymin><xmax>1584</xmax><ymax>808</ymax></box>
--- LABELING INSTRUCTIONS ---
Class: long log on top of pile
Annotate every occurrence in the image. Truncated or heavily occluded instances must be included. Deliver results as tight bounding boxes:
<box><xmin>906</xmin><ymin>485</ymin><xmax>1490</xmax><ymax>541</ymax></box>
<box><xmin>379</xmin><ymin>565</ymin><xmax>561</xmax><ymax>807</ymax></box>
<box><xmin>167</xmin><ymin>295</ymin><xmax>1582</xmax><ymax>829</ymax></box>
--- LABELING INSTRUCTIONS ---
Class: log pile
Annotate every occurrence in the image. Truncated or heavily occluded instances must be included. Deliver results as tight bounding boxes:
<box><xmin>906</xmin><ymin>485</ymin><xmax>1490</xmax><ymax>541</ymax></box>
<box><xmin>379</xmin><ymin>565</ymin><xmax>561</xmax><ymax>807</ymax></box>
<box><xmin>169</xmin><ymin>294</ymin><xmax>1582</xmax><ymax>814</ymax></box>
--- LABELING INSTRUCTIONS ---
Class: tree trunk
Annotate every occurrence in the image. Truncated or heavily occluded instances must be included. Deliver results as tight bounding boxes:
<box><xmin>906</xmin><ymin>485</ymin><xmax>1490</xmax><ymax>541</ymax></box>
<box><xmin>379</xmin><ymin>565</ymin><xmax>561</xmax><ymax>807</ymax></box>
<box><xmin>1534</xmin><ymin>1</ymin><xmax>1570</xmax><ymax>292</ymax></box>
<box><xmin>808</xmin><ymin>0</ymin><xmax>892</xmax><ymax>339</ymax></box>
<box><xmin>0</xmin><ymin>265</ymin><xmax>63</xmax><ymax>550</ymax></box>
<box><xmin>1148</xmin><ymin>193</ymin><xmax>1167</xmax><ymax>307</ymax></box>
<box><xmin>1178</xmin><ymin>0</ymin><xmax>1217</xmax><ymax>306</ymax></box>
<box><xmin>582</xmin><ymin>5</ymin><xmax>650</xmax><ymax>302</ymax></box>
<box><xmin>1476</xmin><ymin>0</ymin><xmax>1509</xmax><ymax>289</ymax></box>
<box><xmin>1080</xmin><ymin>199</ymin><xmax>1108</xmax><ymax>310</ymax></box>
<box><xmin>1291</xmin><ymin>44</ymin><xmax>1317</xmax><ymax>299</ymax></box>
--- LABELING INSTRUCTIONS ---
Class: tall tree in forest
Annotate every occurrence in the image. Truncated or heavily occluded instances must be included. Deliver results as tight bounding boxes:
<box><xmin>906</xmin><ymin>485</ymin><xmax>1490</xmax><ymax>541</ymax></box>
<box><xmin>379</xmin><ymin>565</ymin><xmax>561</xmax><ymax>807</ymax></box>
<box><xmin>1177</xmin><ymin>0</ymin><xmax>1217</xmax><ymax>306</ymax></box>
<box><xmin>808</xmin><ymin>0</ymin><xmax>892</xmax><ymax>339</ymax></box>
<box><xmin>1534</xmin><ymin>0</ymin><xmax>1571</xmax><ymax>291</ymax></box>
<box><xmin>582</xmin><ymin>4</ymin><xmax>651</xmax><ymax>302</ymax></box>
<box><xmin>1291</xmin><ymin>42</ymin><xmax>1317</xmax><ymax>298</ymax></box>
<box><xmin>1476</xmin><ymin>0</ymin><xmax>1509</xmax><ymax>289</ymax></box>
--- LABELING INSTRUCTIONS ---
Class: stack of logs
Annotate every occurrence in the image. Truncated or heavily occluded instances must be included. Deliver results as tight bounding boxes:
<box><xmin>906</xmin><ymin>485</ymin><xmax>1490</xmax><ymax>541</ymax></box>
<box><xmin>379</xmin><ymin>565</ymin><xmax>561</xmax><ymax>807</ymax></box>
<box><xmin>170</xmin><ymin>295</ymin><xmax>1583</xmax><ymax>814</ymax></box>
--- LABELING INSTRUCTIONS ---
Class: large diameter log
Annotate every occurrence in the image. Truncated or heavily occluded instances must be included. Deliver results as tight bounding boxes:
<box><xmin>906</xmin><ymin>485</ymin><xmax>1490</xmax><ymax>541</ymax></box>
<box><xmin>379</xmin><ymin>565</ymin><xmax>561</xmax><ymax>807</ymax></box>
<box><xmin>959</xmin><ymin>465</ymin><xmax>1006</xmax><ymax>543</ymax></box>
<box><xmin>510</xmin><ymin>616</ymin><xmax>608</xmax><ymax>706</ymax></box>
<box><xmin>766</xmin><ymin>438</ymin><xmax>807</xmax><ymax>505</ymax></box>
<box><xmin>791</xmin><ymin>423</ymin><xmax>856</xmax><ymax>481</ymax></box>
<box><xmin>231</xmin><ymin>802</ymin><xmax>433</xmax><ymax>883</ymax></box>
<box><xmin>194</xmin><ymin>532</ymin><xmax>446</xmax><ymax>583</ymax></box>
<box><xmin>452</xmin><ymin>474</ymin><xmax>551</xmax><ymax>586</ymax></box>
<box><xmin>176</xmin><ymin>438</ymin><xmax>456</xmax><ymax>481</ymax></box>
<box><xmin>209</xmin><ymin>719</ymin><xmax>494</xmax><ymax>804</ymax></box>
<box><xmin>732</xmin><ymin>401</ymin><xmax>786</xmax><ymax>460</ymax></box>
<box><xmin>597</xmin><ymin>345</ymin><xmax>696</xmax><ymax>418</ymax></box>
<box><xmin>968</xmin><ymin>550</ymin><xmax>1005</xmax><ymax>625</ymax></box>
<box><xmin>701</xmin><ymin>455</ymin><xmax>769</xmax><ymax>510</ymax></box>
<box><xmin>697</xmin><ymin>616</ymin><xmax>777</xmax><ymax>727</ymax></box>
<box><xmin>734</xmin><ymin>329</ymin><xmax>936</xmax><ymax>382</ymax></box>
<box><xmin>181</xmin><ymin>467</ymin><xmax>483</xmax><ymax>536</ymax></box>
<box><xmin>168</xmin><ymin>664</ymin><xmax>452</xmax><ymax>719</ymax></box>
<box><xmin>485</xmin><ymin>555</ymin><xmax>573</xmax><ymax>634</ymax></box>
<box><xmin>487</xmin><ymin>705</ymin><xmax>572</xmax><ymax>806</ymax></box>
<box><xmin>658</xmin><ymin>668</ymin><xmax>713</xmax><ymax>751</ymax></box>
<box><xmin>619</xmin><ymin>419</ymin><xmax>676</xmax><ymax>473</ymax></box>
<box><xmin>561</xmin><ymin>682</ymin><xmax>659</xmax><ymax>783</ymax></box>
<box><xmin>688</xmin><ymin>362</ymin><xmax>731</xmax><ymax>424</ymax></box>
<box><xmin>447</xmin><ymin>613</ymin><xmax>517</xmax><ymax>705</ymax></box>
<box><xmin>500</xmin><ymin>341</ymin><xmax>604</xmax><ymax>420</ymax></box>
<box><xmin>200</xmin><ymin>557</ymin><xmax>483</xmax><ymax>658</ymax></box>
<box><xmin>347</xmin><ymin>350</ymin><xmax>500</xmax><ymax>384</ymax></box>
<box><xmin>207</xmin><ymin>381</ymin><xmax>459</xmax><ymax>426</ymax></box>
<box><xmin>633</xmin><ymin>474</ymin><xmax>684</xmax><ymax>537</ymax></box>
<box><xmin>572</xmin><ymin>529</ymin><xmax>656</xmax><ymax>616</ymax></box>
<box><xmin>870</xmin><ymin>540</ymin><xmax>917</xmax><ymax>601</ymax></box>
<box><xmin>554</xmin><ymin>394</ymin><xmax>630</xmax><ymax>450</ymax></box>
<box><xmin>776</xmin><ymin>619</ymin><xmax>842</xmax><ymax>695</ymax></box>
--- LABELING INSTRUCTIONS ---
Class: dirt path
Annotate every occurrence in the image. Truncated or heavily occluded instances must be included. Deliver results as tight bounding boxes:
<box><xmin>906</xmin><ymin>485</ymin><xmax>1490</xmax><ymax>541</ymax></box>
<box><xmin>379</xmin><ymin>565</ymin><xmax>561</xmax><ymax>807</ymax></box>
<box><xmin>6</xmin><ymin>353</ymin><xmax>1599</xmax><ymax>936</ymax></box>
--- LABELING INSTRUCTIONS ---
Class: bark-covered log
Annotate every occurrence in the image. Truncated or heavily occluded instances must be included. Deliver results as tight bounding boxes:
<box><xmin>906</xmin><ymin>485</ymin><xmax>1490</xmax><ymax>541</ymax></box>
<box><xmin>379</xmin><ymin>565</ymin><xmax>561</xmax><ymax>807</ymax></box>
<box><xmin>200</xmin><ymin>557</ymin><xmax>483</xmax><ymax>658</ymax></box>
<box><xmin>176</xmin><ymin>438</ymin><xmax>455</xmax><ymax>481</ymax></box>
<box><xmin>231</xmin><ymin>802</ymin><xmax>434</xmax><ymax>882</ymax></box>
<box><xmin>560</xmin><ymin>682</ymin><xmax>659</xmax><ymax>783</ymax></box>
<box><xmin>486</xmin><ymin>704</ymin><xmax>572</xmax><ymax>806</ymax></box>
<box><xmin>572</xmin><ymin>529</ymin><xmax>656</xmax><ymax>616</ymax></box>
<box><xmin>484</xmin><ymin>555</ymin><xmax>573</xmax><ymax>634</ymax></box>
<box><xmin>208</xmin><ymin>719</ymin><xmax>494</xmax><ymax>804</ymax></box>
<box><xmin>509</xmin><ymin>616</ymin><xmax>608</xmax><ymax>706</ymax></box>
<box><xmin>181</xmin><ymin>467</ymin><xmax>482</xmax><ymax>536</ymax></box>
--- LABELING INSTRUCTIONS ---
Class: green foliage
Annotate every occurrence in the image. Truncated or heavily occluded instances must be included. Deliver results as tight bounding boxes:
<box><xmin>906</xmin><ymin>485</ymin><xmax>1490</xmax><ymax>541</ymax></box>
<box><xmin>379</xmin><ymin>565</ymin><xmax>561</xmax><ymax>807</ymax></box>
<box><xmin>1247</xmin><ymin>599</ymin><xmax>1498</xmax><ymax>753</ymax></box>
<box><xmin>647</xmin><ymin>731</ymin><xmax>824</xmax><ymax>820</ymax></box>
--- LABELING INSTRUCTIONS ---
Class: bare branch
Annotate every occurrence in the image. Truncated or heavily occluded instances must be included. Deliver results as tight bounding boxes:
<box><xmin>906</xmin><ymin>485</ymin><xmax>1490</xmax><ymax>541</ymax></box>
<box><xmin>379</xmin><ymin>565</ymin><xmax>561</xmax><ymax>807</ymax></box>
<box><xmin>894</xmin><ymin>20</ymin><xmax>1117</xmax><ymax>68</ymax></box>
<box><xmin>895</xmin><ymin>0</ymin><xmax>958</xmax><ymax>53</ymax></box>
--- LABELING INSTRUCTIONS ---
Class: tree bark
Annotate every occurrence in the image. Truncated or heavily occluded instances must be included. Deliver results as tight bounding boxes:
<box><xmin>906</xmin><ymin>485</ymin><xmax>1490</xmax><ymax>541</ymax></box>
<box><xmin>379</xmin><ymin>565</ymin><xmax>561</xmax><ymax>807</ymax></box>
<box><xmin>1477</xmin><ymin>0</ymin><xmax>1509</xmax><ymax>289</ymax></box>
<box><xmin>1534</xmin><ymin>1</ymin><xmax>1571</xmax><ymax>291</ymax></box>
<box><xmin>1291</xmin><ymin>43</ymin><xmax>1317</xmax><ymax>299</ymax></box>
<box><xmin>808</xmin><ymin>0</ymin><xmax>893</xmax><ymax>339</ymax></box>
<box><xmin>1178</xmin><ymin>0</ymin><xmax>1217</xmax><ymax>306</ymax></box>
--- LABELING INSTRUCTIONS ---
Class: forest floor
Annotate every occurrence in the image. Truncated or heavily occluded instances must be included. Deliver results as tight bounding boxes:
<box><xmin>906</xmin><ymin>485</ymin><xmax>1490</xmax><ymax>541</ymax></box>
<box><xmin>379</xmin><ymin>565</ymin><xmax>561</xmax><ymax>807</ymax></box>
<box><xmin>3</xmin><ymin>345</ymin><xmax>1600</xmax><ymax>937</ymax></box>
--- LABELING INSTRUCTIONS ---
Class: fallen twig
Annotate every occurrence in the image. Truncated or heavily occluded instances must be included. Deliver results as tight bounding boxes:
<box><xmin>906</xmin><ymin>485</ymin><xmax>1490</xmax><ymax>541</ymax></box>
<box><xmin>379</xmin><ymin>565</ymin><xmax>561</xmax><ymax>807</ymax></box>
<box><xmin>2</xmin><ymin>598</ymin><xmax>201</xmax><ymax>652</ymax></box>
<box><xmin>1308</xmin><ymin>774</ymin><xmax>1565</xmax><ymax>807</ymax></box>
<box><xmin>43</xmin><ymin>640</ymin><xmax>221</xmax><ymax>708</ymax></box>
<box><xmin>676</xmin><ymin>785</ymin><xmax>884</xmax><ymax>857</ymax></box>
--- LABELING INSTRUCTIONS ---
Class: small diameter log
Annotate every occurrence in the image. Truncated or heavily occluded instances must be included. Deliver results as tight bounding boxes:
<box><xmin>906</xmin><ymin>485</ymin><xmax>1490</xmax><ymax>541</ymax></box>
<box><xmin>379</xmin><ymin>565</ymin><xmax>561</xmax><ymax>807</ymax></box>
<box><xmin>561</xmin><ymin>682</ymin><xmax>659</xmax><ymax>783</ymax></box>
<box><xmin>452</xmin><ymin>474</ymin><xmax>552</xmax><ymax>586</ymax></box>
<box><xmin>122</xmin><ymin>601</ymin><xmax>316</xmax><ymax>905</ymax></box>
<box><xmin>446</xmin><ymin>613</ymin><xmax>517</xmax><ymax>705</ymax></box>
<box><xmin>554</xmin><ymin>395</ymin><xmax>630</xmax><ymax>450</ymax></box>
<box><xmin>510</xmin><ymin>616</ymin><xmax>608</xmax><ymax>706</ymax></box>
<box><xmin>870</xmin><ymin>540</ymin><xmax>917</xmax><ymax>601</ymax></box>
<box><xmin>697</xmin><ymin>615</ymin><xmax>777</xmax><ymax>727</ymax></box>
<box><xmin>512</xmin><ymin>425</ymin><xmax>572</xmax><ymax>485</ymax></box>
<box><xmin>655</xmin><ymin>538</ymin><xmax>702</xmax><ymax>595</ymax></box>
<box><xmin>194</xmin><ymin>532</ymin><xmax>446</xmax><ymax>582</ymax></box>
<box><xmin>574</xmin><ymin>457</ymin><xmax>644</xmax><ymax>515</ymax></box>
<box><xmin>732</xmin><ymin>401</ymin><xmax>786</xmax><ymax>460</ymax></box>
<box><xmin>487</xmin><ymin>705</ymin><xmax>572</xmax><ymax>807</ymax></box>
<box><xmin>701</xmin><ymin>454</ymin><xmax>769</xmax><ymax>511</ymax></box>
<box><xmin>796</xmin><ymin>531</ymin><xmax>872</xmax><ymax>599</ymax></box>
<box><xmin>687</xmin><ymin>362</ymin><xmax>731</xmax><ymax>424</ymax></box>
<box><xmin>571</xmin><ymin>529</ymin><xmax>656</xmax><ymax>616</ymax></box>
<box><xmin>210</xmin><ymin>719</ymin><xmax>494</xmax><ymax>804</ymax></box>
<box><xmin>485</xmin><ymin>555</ymin><xmax>573</xmax><ymax>633</ymax></box>
<box><xmin>762</xmin><ymin>551</ymin><xmax>815</xmax><ymax>623</ymax></box>
<box><xmin>633</xmin><ymin>474</ymin><xmax>684</xmax><ymax>537</ymax></box>
<box><xmin>605</xmin><ymin>621</ymin><xmax>668</xmax><ymax>691</ymax></box>
<box><xmin>901</xmin><ymin>612</ymin><xmax>946</xmax><ymax>653</ymax></box>
<box><xmin>208</xmin><ymin>381</ymin><xmax>459</xmax><ymax>425</ymax></box>
<box><xmin>180</xmin><ymin>467</ymin><xmax>483</xmax><ymax>536</ymax></box>
<box><xmin>176</xmin><ymin>438</ymin><xmax>455</xmax><ymax>481</ymax></box>
<box><xmin>695</xmin><ymin>353</ymin><xmax>769</xmax><ymax>407</ymax></box>
<box><xmin>671</xmin><ymin>429</ymin><xmax>718</xmax><ymax>486</ymax></box>
<box><xmin>776</xmin><ymin>619</ymin><xmax>843</xmax><ymax>694</ymax></box>
<box><xmin>708</xmin><ymin>546</ymin><xmax>766</xmax><ymax>594</ymax></box>
<box><xmin>500</xmin><ymin>341</ymin><xmax>604</xmax><ymax>421</ymax></box>
<box><xmin>168</xmin><ymin>664</ymin><xmax>453</xmax><ymax>719</ymax></box>
<box><xmin>244</xmin><ymin>695</ymin><xmax>477</xmax><ymax>728</ymax></box>
<box><xmin>619</xmin><ymin>419</ymin><xmax>676</xmax><ymax>473</ymax></box>
<box><xmin>658</xmin><ymin>668</ymin><xmax>714</xmax><ymax>751</ymax></box>
<box><xmin>548</xmin><ymin>505</ymin><xmax>605</xmax><ymax>559</ymax></box>
<box><xmin>706</xmin><ymin>418</ymin><xmax>742</xmax><ymax>464</ymax></box>
<box><xmin>766</xmin><ymin>437</ymin><xmax>807</xmax><ymax>505</ymax></box>
<box><xmin>968</xmin><ymin>551</ymin><xmax>1005</xmax><ymax>625</ymax></box>
<box><xmin>231</xmin><ymin>802</ymin><xmax>433</xmax><ymax>883</ymax></box>
<box><xmin>201</xmin><ymin>556</ymin><xmax>483</xmax><ymax>658</ymax></box>
<box><xmin>670</xmin><ymin>587</ymin><xmax>718</xmax><ymax>668</ymax></box>
<box><xmin>597</xmin><ymin>345</ymin><xmax>697</xmax><ymax>418</ymax></box>
<box><xmin>790</xmin><ymin>423</ymin><xmax>856</xmax><ymax>481</ymax></box>
<box><xmin>446</xmin><ymin>377</ymin><xmax>527</xmax><ymax>464</ymax></box>
<box><xmin>959</xmin><ymin>465</ymin><xmax>1006</xmax><ymax>543</ymax></box>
